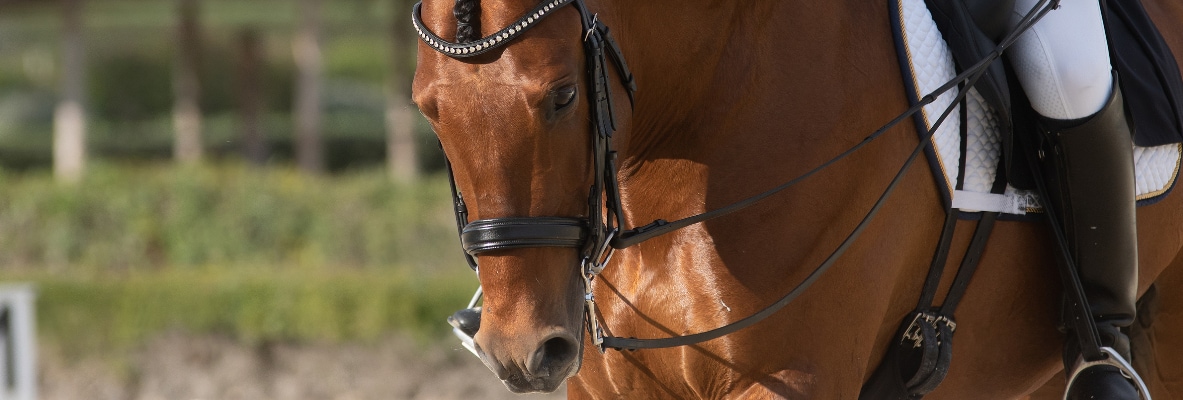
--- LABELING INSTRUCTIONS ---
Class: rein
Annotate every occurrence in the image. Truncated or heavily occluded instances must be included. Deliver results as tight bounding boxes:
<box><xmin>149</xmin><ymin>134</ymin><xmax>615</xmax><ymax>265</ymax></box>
<box><xmin>416</xmin><ymin>0</ymin><xmax>1058</xmax><ymax>352</ymax></box>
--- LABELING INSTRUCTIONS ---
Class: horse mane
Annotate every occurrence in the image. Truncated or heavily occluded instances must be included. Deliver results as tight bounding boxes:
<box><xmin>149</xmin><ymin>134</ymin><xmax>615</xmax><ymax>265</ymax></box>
<box><xmin>453</xmin><ymin>0</ymin><xmax>481</xmax><ymax>43</ymax></box>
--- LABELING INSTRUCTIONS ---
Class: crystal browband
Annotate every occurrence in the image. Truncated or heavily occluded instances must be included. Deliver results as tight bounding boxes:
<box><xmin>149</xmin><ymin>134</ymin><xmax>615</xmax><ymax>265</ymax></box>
<box><xmin>411</xmin><ymin>0</ymin><xmax>577</xmax><ymax>58</ymax></box>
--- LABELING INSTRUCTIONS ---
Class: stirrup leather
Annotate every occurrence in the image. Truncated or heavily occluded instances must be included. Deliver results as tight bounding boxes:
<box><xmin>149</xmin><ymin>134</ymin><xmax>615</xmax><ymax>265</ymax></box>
<box><xmin>1063</xmin><ymin>347</ymin><xmax>1152</xmax><ymax>400</ymax></box>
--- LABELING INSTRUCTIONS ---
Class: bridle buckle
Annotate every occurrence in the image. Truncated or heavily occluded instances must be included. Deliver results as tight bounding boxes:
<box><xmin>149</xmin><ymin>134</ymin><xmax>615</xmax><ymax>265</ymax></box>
<box><xmin>581</xmin><ymin>227</ymin><xmax>615</xmax><ymax>353</ymax></box>
<box><xmin>582</xmin><ymin>228</ymin><xmax>617</xmax><ymax>276</ymax></box>
<box><xmin>902</xmin><ymin>312</ymin><xmax>956</xmax><ymax>349</ymax></box>
<box><xmin>582</xmin><ymin>257</ymin><xmax>607</xmax><ymax>353</ymax></box>
<box><xmin>583</xmin><ymin>13</ymin><xmax>599</xmax><ymax>41</ymax></box>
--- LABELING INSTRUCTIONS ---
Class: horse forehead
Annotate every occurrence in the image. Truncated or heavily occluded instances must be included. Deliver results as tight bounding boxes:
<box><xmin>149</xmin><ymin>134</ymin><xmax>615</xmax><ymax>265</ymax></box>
<box><xmin>428</xmin><ymin>53</ymin><xmax>566</xmax><ymax>92</ymax></box>
<box><xmin>451</xmin><ymin>84</ymin><xmax>541</xmax><ymax>128</ymax></box>
<box><xmin>413</xmin><ymin>48</ymin><xmax>578</xmax><ymax>129</ymax></box>
<box><xmin>412</xmin><ymin>0</ymin><xmax>585</xmax><ymax>92</ymax></box>
<box><xmin>419</xmin><ymin>0</ymin><xmax>558</xmax><ymax>29</ymax></box>
<box><xmin>411</xmin><ymin>0</ymin><xmax>585</xmax><ymax>131</ymax></box>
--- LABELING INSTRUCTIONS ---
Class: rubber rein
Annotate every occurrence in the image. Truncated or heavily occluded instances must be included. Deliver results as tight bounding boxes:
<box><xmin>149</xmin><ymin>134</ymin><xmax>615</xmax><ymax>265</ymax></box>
<box><xmin>413</xmin><ymin>0</ymin><xmax>1058</xmax><ymax>351</ymax></box>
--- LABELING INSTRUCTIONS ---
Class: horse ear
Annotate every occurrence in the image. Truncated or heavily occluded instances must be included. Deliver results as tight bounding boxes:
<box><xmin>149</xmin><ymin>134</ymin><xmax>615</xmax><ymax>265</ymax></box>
<box><xmin>454</xmin><ymin>0</ymin><xmax>481</xmax><ymax>43</ymax></box>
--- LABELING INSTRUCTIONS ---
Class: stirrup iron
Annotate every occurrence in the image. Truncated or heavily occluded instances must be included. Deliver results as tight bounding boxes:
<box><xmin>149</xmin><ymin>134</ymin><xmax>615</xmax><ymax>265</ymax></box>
<box><xmin>1063</xmin><ymin>347</ymin><xmax>1151</xmax><ymax>400</ymax></box>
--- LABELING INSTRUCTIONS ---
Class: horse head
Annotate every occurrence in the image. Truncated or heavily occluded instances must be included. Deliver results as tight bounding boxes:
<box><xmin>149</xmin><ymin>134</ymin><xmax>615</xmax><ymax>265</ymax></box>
<box><xmin>411</xmin><ymin>0</ymin><xmax>630</xmax><ymax>392</ymax></box>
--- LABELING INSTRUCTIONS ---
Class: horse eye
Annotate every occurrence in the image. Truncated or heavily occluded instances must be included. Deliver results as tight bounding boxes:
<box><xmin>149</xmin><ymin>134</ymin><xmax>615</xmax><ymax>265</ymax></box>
<box><xmin>554</xmin><ymin>86</ymin><xmax>577</xmax><ymax>110</ymax></box>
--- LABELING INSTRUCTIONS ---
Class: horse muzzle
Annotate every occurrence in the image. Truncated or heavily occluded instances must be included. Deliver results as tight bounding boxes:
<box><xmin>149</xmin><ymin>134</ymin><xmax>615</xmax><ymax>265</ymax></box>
<box><xmin>474</xmin><ymin>327</ymin><xmax>583</xmax><ymax>393</ymax></box>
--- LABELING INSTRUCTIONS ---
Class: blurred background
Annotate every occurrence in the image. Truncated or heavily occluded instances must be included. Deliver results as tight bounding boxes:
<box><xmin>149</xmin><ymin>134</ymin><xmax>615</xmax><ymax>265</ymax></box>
<box><xmin>0</xmin><ymin>0</ymin><xmax>562</xmax><ymax>398</ymax></box>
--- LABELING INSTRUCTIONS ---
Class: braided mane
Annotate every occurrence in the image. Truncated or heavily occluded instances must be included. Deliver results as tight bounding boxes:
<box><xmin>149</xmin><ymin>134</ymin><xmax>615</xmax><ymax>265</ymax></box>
<box><xmin>453</xmin><ymin>0</ymin><xmax>481</xmax><ymax>43</ymax></box>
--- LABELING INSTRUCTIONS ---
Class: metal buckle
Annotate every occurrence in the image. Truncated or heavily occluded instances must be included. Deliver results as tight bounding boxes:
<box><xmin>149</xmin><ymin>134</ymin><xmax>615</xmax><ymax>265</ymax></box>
<box><xmin>1063</xmin><ymin>347</ymin><xmax>1152</xmax><ymax>400</ymax></box>
<box><xmin>582</xmin><ymin>267</ymin><xmax>607</xmax><ymax>352</ymax></box>
<box><xmin>582</xmin><ymin>228</ymin><xmax>617</xmax><ymax>276</ymax></box>
<box><xmin>901</xmin><ymin>312</ymin><xmax>957</xmax><ymax>349</ymax></box>
<box><xmin>580</xmin><ymin>226</ymin><xmax>614</xmax><ymax>353</ymax></box>
<box><xmin>584</xmin><ymin>13</ymin><xmax>599</xmax><ymax>41</ymax></box>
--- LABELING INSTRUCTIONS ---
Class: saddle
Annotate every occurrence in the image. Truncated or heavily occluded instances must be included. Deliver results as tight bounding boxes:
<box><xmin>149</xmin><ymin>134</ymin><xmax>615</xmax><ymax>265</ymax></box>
<box><xmin>861</xmin><ymin>0</ymin><xmax>1183</xmax><ymax>398</ymax></box>
<box><xmin>894</xmin><ymin>0</ymin><xmax>1183</xmax><ymax>221</ymax></box>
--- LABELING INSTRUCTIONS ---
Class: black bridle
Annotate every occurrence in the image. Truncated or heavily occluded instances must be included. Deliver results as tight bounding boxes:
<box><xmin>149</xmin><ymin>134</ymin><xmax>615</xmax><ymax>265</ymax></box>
<box><xmin>414</xmin><ymin>0</ymin><xmax>632</xmax><ymax>277</ymax></box>
<box><xmin>414</xmin><ymin>0</ymin><xmax>1057</xmax><ymax>352</ymax></box>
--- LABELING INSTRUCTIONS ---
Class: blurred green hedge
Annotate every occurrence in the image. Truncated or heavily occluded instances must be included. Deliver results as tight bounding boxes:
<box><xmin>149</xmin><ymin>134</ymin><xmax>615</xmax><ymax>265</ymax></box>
<box><xmin>0</xmin><ymin>163</ymin><xmax>465</xmax><ymax>272</ymax></box>
<box><xmin>33</xmin><ymin>268</ymin><xmax>475</xmax><ymax>357</ymax></box>
<box><xmin>0</xmin><ymin>163</ymin><xmax>480</xmax><ymax>355</ymax></box>
<box><xmin>0</xmin><ymin>0</ymin><xmax>477</xmax><ymax>356</ymax></box>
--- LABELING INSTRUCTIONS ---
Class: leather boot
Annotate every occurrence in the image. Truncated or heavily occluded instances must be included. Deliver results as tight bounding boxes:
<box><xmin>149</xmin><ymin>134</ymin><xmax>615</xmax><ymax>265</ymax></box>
<box><xmin>1038</xmin><ymin>84</ymin><xmax>1144</xmax><ymax>400</ymax></box>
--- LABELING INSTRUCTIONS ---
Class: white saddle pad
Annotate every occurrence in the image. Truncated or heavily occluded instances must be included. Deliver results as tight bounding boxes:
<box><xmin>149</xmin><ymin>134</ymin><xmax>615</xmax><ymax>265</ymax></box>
<box><xmin>890</xmin><ymin>0</ymin><xmax>1181</xmax><ymax>215</ymax></box>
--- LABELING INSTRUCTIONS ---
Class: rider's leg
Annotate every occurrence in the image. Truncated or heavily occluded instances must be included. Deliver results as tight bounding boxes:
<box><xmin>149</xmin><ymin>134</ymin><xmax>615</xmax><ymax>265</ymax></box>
<box><xmin>1008</xmin><ymin>0</ymin><xmax>1142</xmax><ymax>398</ymax></box>
<box><xmin>1039</xmin><ymin>87</ymin><xmax>1140</xmax><ymax>399</ymax></box>
<box><xmin>1009</xmin><ymin>0</ymin><xmax>1113</xmax><ymax>120</ymax></box>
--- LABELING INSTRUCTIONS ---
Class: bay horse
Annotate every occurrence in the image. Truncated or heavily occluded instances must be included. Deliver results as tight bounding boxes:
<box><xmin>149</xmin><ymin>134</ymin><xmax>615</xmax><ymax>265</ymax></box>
<box><xmin>411</xmin><ymin>0</ymin><xmax>1183</xmax><ymax>398</ymax></box>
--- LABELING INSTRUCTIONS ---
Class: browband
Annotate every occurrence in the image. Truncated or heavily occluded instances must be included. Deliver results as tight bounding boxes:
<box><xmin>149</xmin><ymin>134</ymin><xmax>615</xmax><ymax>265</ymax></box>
<box><xmin>412</xmin><ymin>0</ymin><xmax>576</xmax><ymax>57</ymax></box>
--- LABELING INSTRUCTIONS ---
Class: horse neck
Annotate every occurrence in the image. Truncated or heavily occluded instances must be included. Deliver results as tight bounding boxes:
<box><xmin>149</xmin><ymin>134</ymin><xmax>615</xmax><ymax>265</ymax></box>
<box><xmin>602</xmin><ymin>0</ymin><xmax>754</xmax><ymax>157</ymax></box>
<box><xmin>601</xmin><ymin>0</ymin><xmax>897</xmax><ymax>234</ymax></box>
<box><xmin>606</xmin><ymin>1</ymin><xmax>890</xmax><ymax>159</ymax></box>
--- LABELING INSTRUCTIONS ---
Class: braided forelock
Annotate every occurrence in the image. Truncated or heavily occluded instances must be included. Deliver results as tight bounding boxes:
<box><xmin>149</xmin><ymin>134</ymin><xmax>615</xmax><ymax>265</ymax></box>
<box><xmin>453</xmin><ymin>0</ymin><xmax>481</xmax><ymax>43</ymax></box>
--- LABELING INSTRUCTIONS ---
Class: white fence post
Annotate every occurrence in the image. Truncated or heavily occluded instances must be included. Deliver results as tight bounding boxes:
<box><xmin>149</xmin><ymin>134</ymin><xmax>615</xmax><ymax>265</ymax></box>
<box><xmin>0</xmin><ymin>285</ymin><xmax>36</xmax><ymax>400</ymax></box>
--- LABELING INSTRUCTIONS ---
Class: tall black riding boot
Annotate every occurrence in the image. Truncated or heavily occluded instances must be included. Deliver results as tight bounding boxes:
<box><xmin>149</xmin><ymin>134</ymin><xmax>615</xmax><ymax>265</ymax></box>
<box><xmin>1039</xmin><ymin>85</ymin><xmax>1146</xmax><ymax>400</ymax></box>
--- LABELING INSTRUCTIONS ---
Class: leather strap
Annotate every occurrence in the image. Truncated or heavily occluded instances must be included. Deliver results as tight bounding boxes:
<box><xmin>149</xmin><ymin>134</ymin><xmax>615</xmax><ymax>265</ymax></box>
<box><xmin>1024</xmin><ymin>140</ymin><xmax>1104</xmax><ymax>362</ymax></box>
<box><xmin>939</xmin><ymin>210</ymin><xmax>997</xmax><ymax>314</ymax></box>
<box><xmin>917</xmin><ymin>209</ymin><xmax>959</xmax><ymax>309</ymax></box>
<box><xmin>461</xmin><ymin>218</ymin><xmax>587</xmax><ymax>255</ymax></box>
<box><xmin>602</xmin><ymin>56</ymin><xmax>982</xmax><ymax>349</ymax></box>
<box><xmin>870</xmin><ymin>119</ymin><xmax>1008</xmax><ymax>398</ymax></box>
<box><xmin>443</xmin><ymin>151</ymin><xmax>479</xmax><ymax>269</ymax></box>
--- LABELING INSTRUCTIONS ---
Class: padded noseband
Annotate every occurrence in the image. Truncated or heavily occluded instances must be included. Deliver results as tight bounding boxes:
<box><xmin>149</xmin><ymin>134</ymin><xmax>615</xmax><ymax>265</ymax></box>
<box><xmin>461</xmin><ymin>217</ymin><xmax>587</xmax><ymax>255</ymax></box>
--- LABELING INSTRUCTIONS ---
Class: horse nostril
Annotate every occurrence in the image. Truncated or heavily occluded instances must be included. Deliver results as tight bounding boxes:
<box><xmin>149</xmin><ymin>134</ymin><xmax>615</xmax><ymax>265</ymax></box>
<box><xmin>528</xmin><ymin>335</ymin><xmax>578</xmax><ymax>378</ymax></box>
